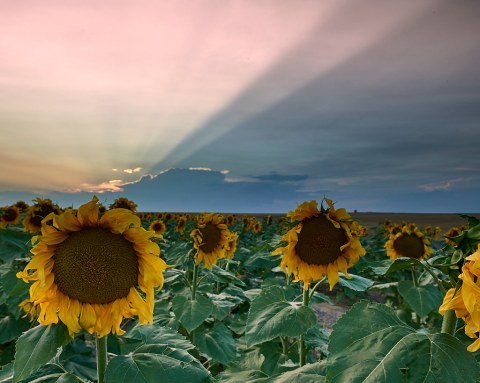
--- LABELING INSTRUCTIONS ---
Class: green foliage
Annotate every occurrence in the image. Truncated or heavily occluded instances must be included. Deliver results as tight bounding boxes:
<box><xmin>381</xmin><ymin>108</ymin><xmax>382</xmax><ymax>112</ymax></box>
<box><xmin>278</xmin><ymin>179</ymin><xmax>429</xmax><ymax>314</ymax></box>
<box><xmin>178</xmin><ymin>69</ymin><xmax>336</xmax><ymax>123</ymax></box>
<box><xmin>327</xmin><ymin>301</ymin><xmax>480</xmax><ymax>383</ymax></box>
<box><xmin>2</xmin><ymin>212</ymin><xmax>480</xmax><ymax>382</ymax></box>
<box><xmin>396</xmin><ymin>280</ymin><xmax>443</xmax><ymax>318</ymax></box>
<box><xmin>171</xmin><ymin>294</ymin><xmax>215</xmax><ymax>332</ymax></box>
<box><xmin>13</xmin><ymin>323</ymin><xmax>71</xmax><ymax>383</ymax></box>
<box><xmin>245</xmin><ymin>286</ymin><xmax>317</xmax><ymax>347</ymax></box>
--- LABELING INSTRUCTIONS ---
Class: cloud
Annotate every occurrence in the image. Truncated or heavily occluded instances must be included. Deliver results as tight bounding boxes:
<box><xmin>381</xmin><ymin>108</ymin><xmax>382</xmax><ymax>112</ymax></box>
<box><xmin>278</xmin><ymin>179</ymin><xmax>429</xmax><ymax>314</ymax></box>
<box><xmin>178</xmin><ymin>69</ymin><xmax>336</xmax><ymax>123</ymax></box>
<box><xmin>420</xmin><ymin>178</ymin><xmax>468</xmax><ymax>192</ymax></box>
<box><xmin>253</xmin><ymin>174</ymin><xmax>308</xmax><ymax>182</ymax></box>
<box><xmin>123</xmin><ymin>167</ymin><xmax>142</xmax><ymax>174</ymax></box>
<box><xmin>79</xmin><ymin>180</ymin><xmax>125</xmax><ymax>193</ymax></box>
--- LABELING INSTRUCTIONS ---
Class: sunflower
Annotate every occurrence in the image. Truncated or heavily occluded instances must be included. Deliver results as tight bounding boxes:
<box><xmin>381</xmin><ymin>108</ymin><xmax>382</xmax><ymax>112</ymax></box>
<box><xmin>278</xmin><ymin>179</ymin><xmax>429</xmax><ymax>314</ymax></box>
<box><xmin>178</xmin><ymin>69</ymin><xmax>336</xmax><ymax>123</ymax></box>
<box><xmin>175</xmin><ymin>216</ymin><xmax>187</xmax><ymax>233</ymax></box>
<box><xmin>14</xmin><ymin>200</ymin><xmax>29</xmax><ymax>212</ymax></box>
<box><xmin>191</xmin><ymin>213</ymin><xmax>236</xmax><ymax>268</ymax></box>
<box><xmin>1</xmin><ymin>205</ymin><xmax>21</xmax><ymax>227</ymax></box>
<box><xmin>253</xmin><ymin>221</ymin><xmax>263</xmax><ymax>234</ymax></box>
<box><xmin>109</xmin><ymin>197</ymin><xmax>137</xmax><ymax>212</ymax></box>
<box><xmin>444</xmin><ymin>225</ymin><xmax>466</xmax><ymax>246</ymax></box>
<box><xmin>22</xmin><ymin>198</ymin><xmax>61</xmax><ymax>233</ymax></box>
<box><xmin>385</xmin><ymin>223</ymin><xmax>433</xmax><ymax>261</ymax></box>
<box><xmin>149</xmin><ymin>219</ymin><xmax>167</xmax><ymax>236</ymax></box>
<box><xmin>225</xmin><ymin>232</ymin><xmax>239</xmax><ymax>259</ymax></box>
<box><xmin>272</xmin><ymin>199</ymin><xmax>366</xmax><ymax>291</ymax></box>
<box><xmin>16</xmin><ymin>196</ymin><xmax>168</xmax><ymax>337</ymax></box>
<box><xmin>439</xmin><ymin>245</ymin><xmax>480</xmax><ymax>352</ymax></box>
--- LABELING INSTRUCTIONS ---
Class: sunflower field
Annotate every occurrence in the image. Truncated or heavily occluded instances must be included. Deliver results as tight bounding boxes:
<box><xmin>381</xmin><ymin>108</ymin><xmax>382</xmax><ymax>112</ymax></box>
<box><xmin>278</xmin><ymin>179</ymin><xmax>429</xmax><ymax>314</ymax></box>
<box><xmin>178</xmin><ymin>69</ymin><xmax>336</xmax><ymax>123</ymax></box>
<box><xmin>1</xmin><ymin>197</ymin><xmax>480</xmax><ymax>383</ymax></box>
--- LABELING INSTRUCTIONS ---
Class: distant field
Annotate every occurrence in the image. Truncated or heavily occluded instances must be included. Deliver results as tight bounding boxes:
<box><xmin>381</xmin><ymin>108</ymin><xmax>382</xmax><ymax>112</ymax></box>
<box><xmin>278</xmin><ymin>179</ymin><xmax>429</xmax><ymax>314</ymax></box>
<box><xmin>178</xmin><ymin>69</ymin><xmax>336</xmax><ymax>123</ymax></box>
<box><xmin>247</xmin><ymin>212</ymin><xmax>480</xmax><ymax>230</ymax></box>
<box><xmin>350</xmin><ymin>212</ymin><xmax>480</xmax><ymax>230</ymax></box>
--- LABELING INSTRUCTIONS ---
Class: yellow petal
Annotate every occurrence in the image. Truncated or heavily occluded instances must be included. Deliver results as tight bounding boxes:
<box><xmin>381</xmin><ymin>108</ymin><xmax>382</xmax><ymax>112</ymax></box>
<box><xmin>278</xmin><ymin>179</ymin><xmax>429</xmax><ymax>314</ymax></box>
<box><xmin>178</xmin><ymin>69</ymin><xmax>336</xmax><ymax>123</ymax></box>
<box><xmin>77</xmin><ymin>196</ymin><xmax>100</xmax><ymax>226</ymax></box>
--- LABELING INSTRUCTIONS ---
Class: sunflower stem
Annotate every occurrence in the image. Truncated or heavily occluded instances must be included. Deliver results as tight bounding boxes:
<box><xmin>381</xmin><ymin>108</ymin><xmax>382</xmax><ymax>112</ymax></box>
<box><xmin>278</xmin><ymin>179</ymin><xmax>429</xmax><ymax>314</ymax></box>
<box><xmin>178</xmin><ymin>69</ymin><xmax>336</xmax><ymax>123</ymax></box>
<box><xmin>280</xmin><ymin>336</ymin><xmax>288</xmax><ymax>355</ymax></box>
<box><xmin>411</xmin><ymin>267</ymin><xmax>419</xmax><ymax>287</ymax></box>
<box><xmin>191</xmin><ymin>261</ymin><xmax>200</xmax><ymax>300</ymax></box>
<box><xmin>96</xmin><ymin>335</ymin><xmax>108</xmax><ymax>383</ymax></box>
<box><xmin>441</xmin><ymin>309</ymin><xmax>457</xmax><ymax>336</ymax></box>
<box><xmin>309</xmin><ymin>277</ymin><xmax>327</xmax><ymax>302</ymax></box>
<box><xmin>299</xmin><ymin>283</ymin><xmax>309</xmax><ymax>366</ymax></box>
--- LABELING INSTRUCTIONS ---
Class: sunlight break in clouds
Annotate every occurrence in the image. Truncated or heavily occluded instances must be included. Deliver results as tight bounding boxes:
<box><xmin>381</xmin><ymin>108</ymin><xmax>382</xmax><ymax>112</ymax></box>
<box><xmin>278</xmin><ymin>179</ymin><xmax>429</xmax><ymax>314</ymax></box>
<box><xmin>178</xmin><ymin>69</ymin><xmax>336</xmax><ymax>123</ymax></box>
<box><xmin>124</xmin><ymin>167</ymin><xmax>143</xmax><ymax>174</ymax></box>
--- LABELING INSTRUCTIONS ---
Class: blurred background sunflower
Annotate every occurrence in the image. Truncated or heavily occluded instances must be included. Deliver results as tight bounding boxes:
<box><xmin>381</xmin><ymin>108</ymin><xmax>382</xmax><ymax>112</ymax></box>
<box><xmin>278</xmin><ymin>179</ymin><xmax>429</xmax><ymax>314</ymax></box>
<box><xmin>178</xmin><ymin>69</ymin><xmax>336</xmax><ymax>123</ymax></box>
<box><xmin>385</xmin><ymin>223</ymin><xmax>433</xmax><ymax>260</ymax></box>
<box><xmin>191</xmin><ymin>213</ymin><xmax>238</xmax><ymax>268</ymax></box>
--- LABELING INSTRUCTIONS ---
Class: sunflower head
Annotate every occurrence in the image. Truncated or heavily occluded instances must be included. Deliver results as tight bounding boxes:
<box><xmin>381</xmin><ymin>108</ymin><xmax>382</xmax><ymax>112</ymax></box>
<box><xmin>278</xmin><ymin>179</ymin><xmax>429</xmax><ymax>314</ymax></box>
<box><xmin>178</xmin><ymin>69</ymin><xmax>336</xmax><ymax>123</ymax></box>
<box><xmin>444</xmin><ymin>225</ymin><xmax>466</xmax><ymax>246</ymax></box>
<box><xmin>273</xmin><ymin>198</ymin><xmax>366</xmax><ymax>290</ymax></box>
<box><xmin>385</xmin><ymin>223</ymin><xmax>433</xmax><ymax>261</ymax></box>
<box><xmin>109</xmin><ymin>197</ymin><xmax>137</xmax><ymax>212</ymax></box>
<box><xmin>175</xmin><ymin>216</ymin><xmax>187</xmax><ymax>233</ymax></box>
<box><xmin>253</xmin><ymin>221</ymin><xmax>263</xmax><ymax>234</ymax></box>
<box><xmin>14</xmin><ymin>200</ymin><xmax>29</xmax><ymax>212</ymax></box>
<box><xmin>149</xmin><ymin>219</ymin><xmax>167</xmax><ymax>236</ymax></box>
<box><xmin>22</xmin><ymin>198</ymin><xmax>61</xmax><ymax>233</ymax></box>
<box><xmin>16</xmin><ymin>196</ymin><xmax>168</xmax><ymax>337</ymax></box>
<box><xmin>191</xmin><ymin>213</ymin><xmax>237</xmax><ymax>268</ymax></box>
<box><xmin>1</xmin><ymin>205</ymin><xmax>21</xmax><ymax>226</ymax></box>
<box><xmin>439</xmin><ymin>245</ymin><xmax>480</xmax><ymax>352</ymax></box>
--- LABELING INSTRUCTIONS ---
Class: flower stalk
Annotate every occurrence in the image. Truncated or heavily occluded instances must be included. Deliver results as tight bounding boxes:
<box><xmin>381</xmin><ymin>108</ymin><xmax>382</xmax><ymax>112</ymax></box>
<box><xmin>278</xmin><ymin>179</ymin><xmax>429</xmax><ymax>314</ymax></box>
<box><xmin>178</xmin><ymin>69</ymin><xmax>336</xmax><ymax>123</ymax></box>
<box><xmin>441</xmin><ymin>309</ymin><xmax>457</xmax><ymax>336</ymax></box>
<box><xmin>96</xmin><ymin>335</ymin><xmax>108</xmax><ymax>383</ymax></box>
<box><xmin>299</xmin><ymin>283</ymin><xmax>310</xmax><ymax>367</ymax></box>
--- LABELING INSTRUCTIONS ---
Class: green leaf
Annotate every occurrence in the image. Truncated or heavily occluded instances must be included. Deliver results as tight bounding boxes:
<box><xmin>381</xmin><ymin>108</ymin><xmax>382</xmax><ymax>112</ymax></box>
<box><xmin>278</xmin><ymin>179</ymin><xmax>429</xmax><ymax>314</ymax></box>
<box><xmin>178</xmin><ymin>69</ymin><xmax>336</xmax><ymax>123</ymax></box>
<box><xmin>28</xmin><ymin>372</ymin><xmax>82</xmax><ymax>383</ymax></box>
<box><xmin>459</xmin><ymin>214</ymin><xmax>480</xmax><ymax>227</ymax></box>
<box><xmin>13</xmin><ymin>323</ymin><xmax>71</xmax><ymax>383</ymax></box>
<box><xmin>245</xmin><ymin>286</ymin><xmax>317</xmax><ymax>347</ymax></box>
<box><xmin>396</xmin><ymin>280</ymin><xmax>443</xmax><ymax>318</ymax></box>
<box><xmin>327</xmin><ymin>301</ymin><xmax>480</xmax><ymax>383</ymax></box>
<box><xmin>105</xmin><ymin>348</ymin><xmax>211</xmax><ymax>383</ymax></box>
<box><xmin>272</xmin><ymin>362</ymin><xmax>326</xmax><ymax>383</ymax></box>
<box><xmin>0</xmin><ymin>315</ymin><xmax>29</xmax><ymax>344</ymax></box>
<box><xmin>466</xmin><ymin>224</ymin><xmax>480</xmax><ymax>240</ymax></box>
<box><xmin>204</xmin><ymin>266</ymin><xmax>246</xmax><ymax>286</ymax></box>
<box><xmin>0</xmin><ymin>228</ymin><xmax>31</xmax><ymax>264</ymax></box>
<box><xmin>172</xmin><ymin>294</ymin><xmax>214</xmax><ymax>332</ymax></box>
<box><xmin>337</xmin><ymin>274</ymin><xmax>373</xmax><ymax>292</ymax></box>
<box><xmin>0</xmin><ymin>363</ymin><xmax>13</xmax><ymax>382</ymax></box>
<box><xmin>372</xmin><ymin>257</ymin><xmax>422</xmax><ymax>276</ymax></box>
<box><xmin>121</xmin><ymin>324</ymin><xmax>193</xmax><ymax>354</ymax></box>
<box><xmin>217</xmin><ymin>369</ymin><xmax>270</xmax><ymax>383</ymax></box>
<box><xmin>193</xmin><ymin>323</ymin><xmax>236</xmax><ymax>365</ymax></box>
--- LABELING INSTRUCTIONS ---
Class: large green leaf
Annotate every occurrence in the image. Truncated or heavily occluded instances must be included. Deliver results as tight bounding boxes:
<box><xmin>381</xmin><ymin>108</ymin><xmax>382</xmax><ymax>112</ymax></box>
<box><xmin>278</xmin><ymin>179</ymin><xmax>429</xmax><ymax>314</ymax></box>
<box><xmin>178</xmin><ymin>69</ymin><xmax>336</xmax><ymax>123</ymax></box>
<box><xmin>193</xmin><ymin>323</ymin><xmax>236</xmax><ymax>365</ymax></box>
<box><xmin>396</xmin><ymin>280</ymin><xmax>443</xmax><ymax>318</ymax></box>
<box><xmin>337</xmin><ymin>274</ymin><xmax>373</xmax><ymax>292</ymax></box>
<box><xmin>0</xmin><ymin>315</ymin><xmax>29</xmax><ymax>344</ymax></box>
<box><xmin>171</xmin><ymin>294</ymin><xmax>214</xmax><ymax>332</ymax></box>
<box><xmin>105</xmin><ymin>345</ymin><xmax>211</xmax><ymax>383</ymax></box>
<box><xmin>327</xmin><ymin>301</ymin><xmax>480</xmax><ymax>383</ymax></box>
<box><xmin>28</xmin><ymin>372</ymin><xmax>82</xmax><ymax>383</ymax></box>
<box><xmin>0</xmin><ymin>228</ymin><xmax>31</xmax><ymax>264</ymax></box>
<box><xmin>245</xmin><ymin>286</ymin><xmax>317</xmax><ymax>347</ymax></box>
<box><xmin>13</xmin><ymin>323</ymin><xmax>71</xmax><ymax>383</ymax></box>
<box><xmin>371</xmin><ymin>257</ymin><xmax>422</xmax><ymax>276</ymax></box>
<box><xmin>121</xmin><ymin>324</ymin><xmax>193</xmax><ymax>354</ymax></box>
<box><xmin>273</xmin><ymin>362</ymin><xmax>326</xmax><ymax>383</ymax></box>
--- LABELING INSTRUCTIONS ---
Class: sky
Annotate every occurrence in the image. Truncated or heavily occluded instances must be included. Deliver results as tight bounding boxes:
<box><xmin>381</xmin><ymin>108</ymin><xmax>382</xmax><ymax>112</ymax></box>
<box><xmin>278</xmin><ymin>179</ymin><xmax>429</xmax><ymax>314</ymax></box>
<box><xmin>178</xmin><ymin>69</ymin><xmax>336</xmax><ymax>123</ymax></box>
<box><xmin>1</xmin><ymin>0</ymin><xmax>479</xmax><ymax>213</ymax></box>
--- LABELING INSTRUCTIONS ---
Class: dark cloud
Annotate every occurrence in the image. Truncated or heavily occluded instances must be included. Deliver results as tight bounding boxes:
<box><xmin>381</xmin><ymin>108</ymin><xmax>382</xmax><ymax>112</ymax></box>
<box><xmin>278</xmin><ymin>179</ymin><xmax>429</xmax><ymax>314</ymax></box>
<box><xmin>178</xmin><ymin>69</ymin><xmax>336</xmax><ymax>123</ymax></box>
<box><xmin>0</xmin><ymin>169</ymin><xmax>311</xmax><ymax>213</ymax></box>
<box><xmin>145</xmin><ymin>0</ymin><xmax>480</xmax><ymax>213</ymax></box>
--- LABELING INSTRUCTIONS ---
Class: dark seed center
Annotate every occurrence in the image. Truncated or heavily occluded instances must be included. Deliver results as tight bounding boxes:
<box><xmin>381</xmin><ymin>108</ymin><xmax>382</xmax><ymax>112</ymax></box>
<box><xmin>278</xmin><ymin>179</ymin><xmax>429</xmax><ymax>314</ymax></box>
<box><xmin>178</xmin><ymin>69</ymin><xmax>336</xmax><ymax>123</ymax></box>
<box><xmin>53</xmin><ymin>227</ymin><xmax>138</xmax><ymax>304</ymax></box>
<box><xmin>199</xmin><ymin>223</ymin><xmax>221</xmax><ymax>253</ymax></box>
<box><xmin>295</xmin><ymin>216</ymin><xmax>348</xmax><ymax>265</ymax></box>
<box><xmin>393</xmin><ymin>234</ymin><xmax>425</xmax><ymax>259</ymax></box>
